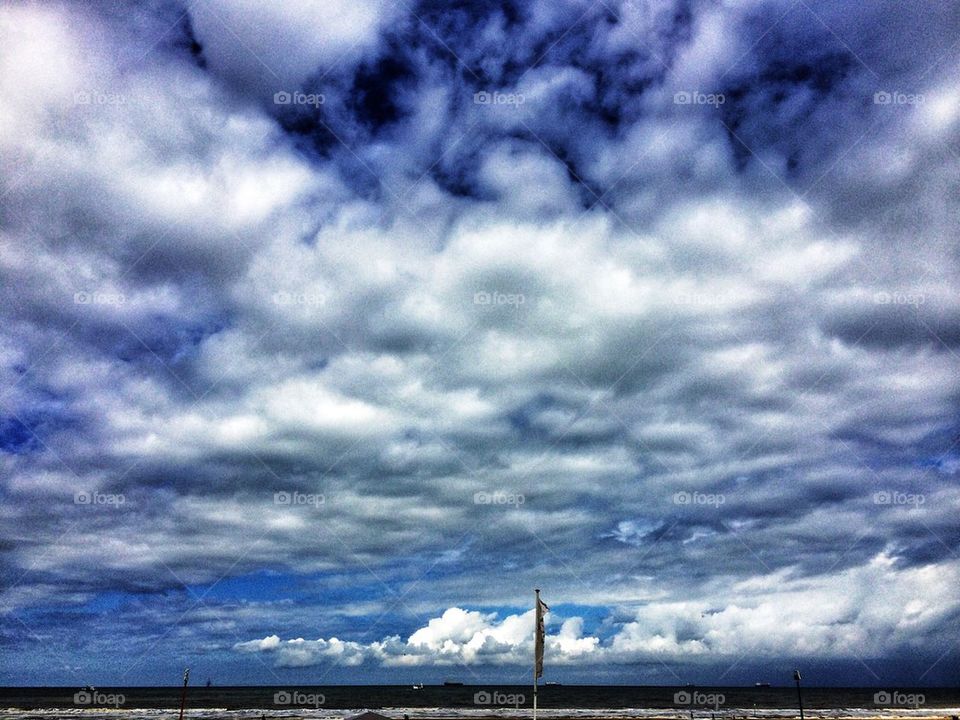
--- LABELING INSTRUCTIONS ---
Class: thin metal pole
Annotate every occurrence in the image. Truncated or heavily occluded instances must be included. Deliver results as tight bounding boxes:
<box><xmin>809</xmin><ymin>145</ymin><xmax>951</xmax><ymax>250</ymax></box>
<box><xmin>533</xmin><ymin>665</ymin><xmax>537</xmax><ymax>720</ymax></box>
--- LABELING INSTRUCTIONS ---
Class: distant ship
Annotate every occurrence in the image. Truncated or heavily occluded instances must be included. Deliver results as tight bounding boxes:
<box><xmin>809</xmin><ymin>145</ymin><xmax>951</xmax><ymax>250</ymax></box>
<box><xmin>443</xmin><ymin>680</ymin><xmax>464</xmax><ymax>686</ymax></box>
<box><xmin>755</xmin><ymin>682</ymin><xmax>771</xmax><ymax>688</ymax></box>
<box><xmin>412</xmin><ymin>683</ymin><xmax>424</xmax><ymax>690</ymax></box>
<box><xmin>545</xmin><ymin>681</ymin><xmax>561</xmax><ymax>686</ymax></box>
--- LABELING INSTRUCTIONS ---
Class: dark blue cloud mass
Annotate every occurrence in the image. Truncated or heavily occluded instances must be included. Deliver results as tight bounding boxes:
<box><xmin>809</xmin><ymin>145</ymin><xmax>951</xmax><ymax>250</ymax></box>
<box><xmin>0</xmin><ymin>0</ymin><xmax>958</xmax><ymax>687</ymax></box>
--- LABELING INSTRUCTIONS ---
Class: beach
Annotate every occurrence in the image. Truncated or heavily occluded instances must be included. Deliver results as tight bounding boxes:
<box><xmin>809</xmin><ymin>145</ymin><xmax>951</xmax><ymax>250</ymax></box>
<box><xmin>1</xmin><ymin>709</ymin><xmax>959</xmax><ymax>720</ymax></box>
<box><xmin>2</xmin><ymin>685</ymin><xmax>956</xmax><ymax>720</ymax></box>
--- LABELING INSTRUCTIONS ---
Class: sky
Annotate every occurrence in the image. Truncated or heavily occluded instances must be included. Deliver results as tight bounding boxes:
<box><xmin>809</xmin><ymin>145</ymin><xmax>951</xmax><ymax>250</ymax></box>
<box><xmin>0</xmin><ymin>0</ymin><xmax>959</xmax><ymax>689</ymax></box>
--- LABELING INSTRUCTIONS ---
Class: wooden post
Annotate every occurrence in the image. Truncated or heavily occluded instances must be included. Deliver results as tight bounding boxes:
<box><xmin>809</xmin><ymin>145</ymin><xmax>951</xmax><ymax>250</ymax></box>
<box><xmin>533</xmin><ymin>589</ymin><xmax>540</xmax><ymax>720</ymax></box>
<box><xmin>178</xmin><ymin>668</ymin><xmax>190</xmax><ymax>720</ymax></box>
<box><xmin>793</xmin><ymin>670</ymin><xmax>804</xmax><ymax>720</ymax></box>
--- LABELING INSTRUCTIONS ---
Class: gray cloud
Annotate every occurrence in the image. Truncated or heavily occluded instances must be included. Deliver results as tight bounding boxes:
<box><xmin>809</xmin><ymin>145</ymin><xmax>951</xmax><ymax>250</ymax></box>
<box><xmin>1</xmin><ymin>0</ymin><xmax>958</xmax><ymax>685</ymax></box>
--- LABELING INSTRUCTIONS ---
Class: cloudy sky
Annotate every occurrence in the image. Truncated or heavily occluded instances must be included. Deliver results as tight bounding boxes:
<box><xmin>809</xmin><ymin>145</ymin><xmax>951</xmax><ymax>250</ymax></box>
<box><xmin>1</xmin><ymin>0</ymin><xmax>959</xmax><ymax>687</ymax></box>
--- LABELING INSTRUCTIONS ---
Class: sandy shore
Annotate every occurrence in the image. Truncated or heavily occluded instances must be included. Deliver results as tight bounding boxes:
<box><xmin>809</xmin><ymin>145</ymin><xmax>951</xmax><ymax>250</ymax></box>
<box><xmin>2</xmin><ymin>710</ymin><xmax>958</xmax><ymax>720</ymax></box>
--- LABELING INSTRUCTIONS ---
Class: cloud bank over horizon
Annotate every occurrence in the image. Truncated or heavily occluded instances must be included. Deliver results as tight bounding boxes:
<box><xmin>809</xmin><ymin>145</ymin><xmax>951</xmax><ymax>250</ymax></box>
<box><xmin>1</xmin><ymin>0</ymin><xmax>958</xmax><ymax>685</ymax></box>
<box><xmin>237</xmin><ymin>548</ymin><xmax>960</xmax><ymax>669</ymax></box>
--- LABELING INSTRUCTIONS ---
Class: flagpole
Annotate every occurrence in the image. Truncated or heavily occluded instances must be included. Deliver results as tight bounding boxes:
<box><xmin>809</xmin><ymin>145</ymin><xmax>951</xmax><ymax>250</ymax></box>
<box><xmin>533</xmin><ymin>588</ymin><xmax>539</xmax><ymax>720</ymax></box>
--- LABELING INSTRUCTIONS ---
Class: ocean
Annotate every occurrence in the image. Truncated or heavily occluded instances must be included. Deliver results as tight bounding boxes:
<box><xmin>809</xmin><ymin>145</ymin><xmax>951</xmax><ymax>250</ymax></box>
<box><xmin>1</xmin><ymin>685</ymin><xmax>958</xmax><ymax>719</ymax></box>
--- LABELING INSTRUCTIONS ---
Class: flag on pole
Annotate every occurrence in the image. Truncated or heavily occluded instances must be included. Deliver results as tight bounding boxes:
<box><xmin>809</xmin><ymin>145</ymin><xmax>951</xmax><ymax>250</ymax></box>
<box><xmin>534</xmin><ymin>589</ymin><xmax>549</xmax><ymax>679</ymax></box>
